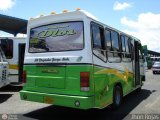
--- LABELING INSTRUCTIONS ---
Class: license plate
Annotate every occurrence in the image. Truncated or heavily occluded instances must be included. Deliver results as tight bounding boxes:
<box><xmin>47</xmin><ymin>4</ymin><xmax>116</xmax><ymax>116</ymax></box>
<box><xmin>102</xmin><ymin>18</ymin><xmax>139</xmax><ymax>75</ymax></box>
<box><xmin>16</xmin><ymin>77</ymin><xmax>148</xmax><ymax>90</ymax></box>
<box><xmin>44</xmin><ymin>96</ymin><xmax>53</xmax><ymax>104</ymax></box>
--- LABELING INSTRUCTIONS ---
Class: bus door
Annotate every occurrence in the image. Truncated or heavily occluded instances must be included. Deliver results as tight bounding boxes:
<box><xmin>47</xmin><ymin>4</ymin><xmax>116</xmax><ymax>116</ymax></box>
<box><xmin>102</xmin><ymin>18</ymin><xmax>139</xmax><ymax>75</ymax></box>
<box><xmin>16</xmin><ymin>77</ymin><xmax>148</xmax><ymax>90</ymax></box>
<box><xmin>0</xmin><ymin>48</ymin><xmax>9</xmax><ymax>88</ymax></box>
<box><xmin>0</xmin><ymin>56</ymin><xmax>3</xmax><ymax>85</ymax></box>
<box><xmin>134</xmin><ymin>41</ymin><xmax>140</xmax><ymax>87</ymax></box>
<box><xmin>18</xmin><ymin>43</ymin><xmax>25</xmax><ymax>82</ymax></box>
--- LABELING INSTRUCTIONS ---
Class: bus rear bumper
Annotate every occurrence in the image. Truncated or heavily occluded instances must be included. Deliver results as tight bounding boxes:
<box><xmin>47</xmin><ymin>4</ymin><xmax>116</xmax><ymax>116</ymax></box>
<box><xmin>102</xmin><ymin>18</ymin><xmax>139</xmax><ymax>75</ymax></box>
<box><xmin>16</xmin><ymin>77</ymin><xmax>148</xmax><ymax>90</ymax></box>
<box><xmin>20</xmin><ymin>90</ymin><xmax>94</xmax><ymax>109</ymax></box>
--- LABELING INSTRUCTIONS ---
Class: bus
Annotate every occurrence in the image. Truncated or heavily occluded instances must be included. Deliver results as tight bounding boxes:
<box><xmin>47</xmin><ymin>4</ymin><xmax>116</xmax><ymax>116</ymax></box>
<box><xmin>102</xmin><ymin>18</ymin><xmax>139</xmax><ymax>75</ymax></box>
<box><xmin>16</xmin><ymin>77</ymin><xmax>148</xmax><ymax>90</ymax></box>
<box><xmin>0</xmin><ymin>42</ymin><xmax>10</xmax><ymax>88</ymax></box>
<box><xmin>0</xmin><ymin>37</ymin><xmax>26</xmax><ymax>83</ymax></box>
<box><xmin>20</xmin><ymin>10</ymin><xmax>145</xmax><ymax>109</ymax></box>
<box><xmin>145</xmin><ymin>56</ymin><xmax>160</xmax><ymax>69</ymax></box>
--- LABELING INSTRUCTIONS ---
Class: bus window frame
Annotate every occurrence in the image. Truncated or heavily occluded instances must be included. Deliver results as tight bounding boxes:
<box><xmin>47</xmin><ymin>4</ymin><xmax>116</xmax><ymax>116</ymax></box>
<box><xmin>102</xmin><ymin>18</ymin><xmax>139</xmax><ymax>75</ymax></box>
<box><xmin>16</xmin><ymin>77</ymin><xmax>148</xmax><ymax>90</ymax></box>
<box><xmin>120</xmin><ymin>35</ymin><xmax>126</xmax><ymax>53</ymax></box>
<box><xmin>120</xmin><ymin>34</ymin><xmax>132</xmax><ymax>62</ymax></box>
<box><xmin>91</xmin><ymin>22</ymin><xmax>106</xmax><ymax>62</ymax></box>
<box><xmin>104</xmin><ymin>28</ymin><xmax>112</xmax><ymax>51</ymax></box>
<box><xmin>105</xmin><ymin>27</ymin><xmax>121</xmax><ymax>63</ymax></box>
<box><xmin>139</xmin><ymin>43</ymin><xmax>144</xmax><ymax>60</ymax></box>
<box><xmin>28</xmin><ymin>21</ymin><xmax>85</xmax><ymax>53</ymax></box>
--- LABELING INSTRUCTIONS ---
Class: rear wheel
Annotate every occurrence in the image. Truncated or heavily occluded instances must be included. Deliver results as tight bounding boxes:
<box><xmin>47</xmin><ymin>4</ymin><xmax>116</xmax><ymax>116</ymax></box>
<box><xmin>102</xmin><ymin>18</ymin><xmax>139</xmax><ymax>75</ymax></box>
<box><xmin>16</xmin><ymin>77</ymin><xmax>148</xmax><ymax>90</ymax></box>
<box><xmin>112</xmin><ymin>85</ymin><xmax>123</xmax><ymax>109</ymax></box>
<box><xmin>153</xmin><ymin>71</ymin><xmax>155</xmax><ymax>74</ymax></box>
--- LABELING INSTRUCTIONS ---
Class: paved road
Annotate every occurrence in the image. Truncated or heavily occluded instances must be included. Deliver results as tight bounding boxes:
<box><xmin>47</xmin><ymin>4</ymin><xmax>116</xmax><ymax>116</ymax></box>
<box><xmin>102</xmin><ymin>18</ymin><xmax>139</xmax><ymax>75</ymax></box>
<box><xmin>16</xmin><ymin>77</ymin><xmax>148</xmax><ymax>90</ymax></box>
<box><xmin>0</xmin><ymin>70</ymin><xmax>160</xmax><ymax>120</ymax></box>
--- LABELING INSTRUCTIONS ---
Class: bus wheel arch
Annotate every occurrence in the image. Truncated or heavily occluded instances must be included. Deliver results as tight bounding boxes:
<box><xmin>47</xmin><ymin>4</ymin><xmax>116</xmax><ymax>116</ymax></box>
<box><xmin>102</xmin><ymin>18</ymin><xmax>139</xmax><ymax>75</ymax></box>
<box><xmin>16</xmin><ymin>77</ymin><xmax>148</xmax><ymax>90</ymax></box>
<box><xmin>112</xmin><ymin>82</ymin><xmax>123</xmax><ymax>109</ymax></box>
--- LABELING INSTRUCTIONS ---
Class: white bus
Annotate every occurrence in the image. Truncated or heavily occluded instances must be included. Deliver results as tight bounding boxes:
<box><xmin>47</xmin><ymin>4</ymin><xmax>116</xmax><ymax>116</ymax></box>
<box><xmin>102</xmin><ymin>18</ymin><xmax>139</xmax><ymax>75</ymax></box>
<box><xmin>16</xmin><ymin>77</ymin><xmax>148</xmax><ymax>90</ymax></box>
<box><xmin>0</xmin><ymin>37</ymin><xmax>26</xmax><ymax>83</ymax></box>
<box><xmin>20</xmin><ymin>10</ymin><xmax>145</xmax><ymax>109</ymax></box>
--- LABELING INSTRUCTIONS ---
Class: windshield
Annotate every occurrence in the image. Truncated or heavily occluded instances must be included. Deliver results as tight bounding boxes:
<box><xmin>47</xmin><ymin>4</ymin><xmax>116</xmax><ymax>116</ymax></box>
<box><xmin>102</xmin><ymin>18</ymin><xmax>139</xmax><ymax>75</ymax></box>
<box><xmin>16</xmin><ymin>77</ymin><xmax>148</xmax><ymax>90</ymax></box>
<box><xmin>0</xmin><ymin>39</ymin><xmax>13</xmax><ymax>59</ymax></box>
<box><xmin>153</xmin><ymin>62</ymin><xmax>160</xmax><ymax>66</ymax></box>
<box><xmin>29</xmin><ymin>21</ymin><xmax>84</xmax><ymax>53</ymax></box>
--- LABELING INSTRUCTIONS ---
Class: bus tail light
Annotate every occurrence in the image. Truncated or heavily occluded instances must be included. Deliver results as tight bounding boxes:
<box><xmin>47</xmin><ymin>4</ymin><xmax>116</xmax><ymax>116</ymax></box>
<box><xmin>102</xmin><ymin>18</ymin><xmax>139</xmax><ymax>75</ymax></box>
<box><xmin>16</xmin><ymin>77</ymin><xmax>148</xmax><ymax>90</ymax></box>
<box><xmin>80</xmin><ymin>72</ymin><xmax>90</xmax><ymax>91</ymax></box>
<box><xmin>22</xmin><ymin>71</ymin><xmax>27</xmax><ymax>83</ymax></box>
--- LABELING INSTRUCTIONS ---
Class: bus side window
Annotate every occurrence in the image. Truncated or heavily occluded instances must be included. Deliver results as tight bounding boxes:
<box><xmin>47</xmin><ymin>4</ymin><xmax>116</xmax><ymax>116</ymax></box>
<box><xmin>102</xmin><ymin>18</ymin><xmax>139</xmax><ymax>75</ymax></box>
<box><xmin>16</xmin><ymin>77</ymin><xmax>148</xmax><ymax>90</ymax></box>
<box><xmin>139</xmin><ymin>44</ymin><xmax>144</xmax><ymax>62</ymax></box>
<box><xmin>111</xmin><ymin>31</ymin><xmax>120</xmax><ymax>53</ymax></box>
<box><xmin>106</xmin><ymin>29</ymin><xmax>121</xmax><ymax>62</ymax></box>
<box><xmin>121</xmin><ymin>35</ymin><xmax>131</xmax><ymax>62</ymax></box>
<box><xmin>104</xmin><ymin>29</ymin><xmax>112</xmax><ymax>58</ymax></box>
<box><xmin>130</xmin><ymin>41</ymin><xmax>134</xmax><ymax>61</ymax></box>
<box><xmin>125</xmin><ymin>36</ymin><xmax>132</xmax><ymax>61</ymax></box>
<box><xmin>91</xmin><ymin>23</ymin><xmax>105</xmax><ymax>55</ymax></box>
<box><xmin>120</xmin><ymin>35</ymin><xmax>126</xmax><ymax>58</ymax></box>
<box><xmin>104</xmin><ymin>29</ymin><xmax>111</xmax><ymax>51</ymax></box>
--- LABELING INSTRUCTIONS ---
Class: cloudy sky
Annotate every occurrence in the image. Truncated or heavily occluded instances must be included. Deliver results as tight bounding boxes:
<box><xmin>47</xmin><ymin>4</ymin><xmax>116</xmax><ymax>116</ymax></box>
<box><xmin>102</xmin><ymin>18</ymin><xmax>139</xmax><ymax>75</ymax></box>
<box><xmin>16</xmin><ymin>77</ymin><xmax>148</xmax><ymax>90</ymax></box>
<box><xmin>0</xmin><ymin>0</ymin><xmax>160</xmax><ymax>52</ymax></box>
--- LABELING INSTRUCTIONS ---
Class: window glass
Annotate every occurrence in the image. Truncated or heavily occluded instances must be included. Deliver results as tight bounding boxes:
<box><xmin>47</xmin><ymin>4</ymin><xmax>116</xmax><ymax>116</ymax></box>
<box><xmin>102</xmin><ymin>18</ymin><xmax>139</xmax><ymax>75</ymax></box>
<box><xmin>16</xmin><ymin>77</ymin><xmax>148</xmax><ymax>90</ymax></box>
<box><xmin>104</xmin><ymin>29</ymin><xmax>111</xmax><ymax>50</ymax></box>
<box><xmin>125</xmin><ymin>36</ymin><xmax>129</xmax><ymax>53</ymax></box>
<box><xmin>139</xmin><ymin>44</ymin><xmax>143</xmax><ymax>59</ymax></box>
<box><xmin>0</xmin><ymin>39</ymin><xmax>13</xmax><ymax>59</ymax></box>
<box><xmin>154</xmin><ymin>62</ymin><xmax>160</xmax><ymax>66</ymax></box>
<box><xmin>121</xmin><ymin>35</ymin><xmax>125</xmax><ymax>52</ymax></box>
<box><xmin>128</xmin><ymin>38</ymin><xmax>132</xmax><ymax>53</ymax></box>
<box><xmin>91</xmin><ymin>23</ymin><xmax>106</xmax><ymax>61</ymax></box>
<box><xmin>107</xmin><ymin>30</ymin><xmax>121</xmax><ymax>62</ymax></box>
<box><xmin>92</xmin><ymin>24</ymin><xmax>104</xmax><ymax>49</ymax></box>
<box><xmin>29</xmin><ymin>21</ymin><xmax>84</xmax><ymax>53</ymax></box>
<box><xmin>130</xmin><ymin>41</ymin><xmax>134</xmax><ymax>60</ymax></box>
<box><xmin>111</xmin><ymin>31</ymin><xmax>119</xmax><ymax>51</ymax></box>
<box><xmin>120</xmin><ymin>35</ymin><xmax>132</xmax><ymax>62</ymax></box>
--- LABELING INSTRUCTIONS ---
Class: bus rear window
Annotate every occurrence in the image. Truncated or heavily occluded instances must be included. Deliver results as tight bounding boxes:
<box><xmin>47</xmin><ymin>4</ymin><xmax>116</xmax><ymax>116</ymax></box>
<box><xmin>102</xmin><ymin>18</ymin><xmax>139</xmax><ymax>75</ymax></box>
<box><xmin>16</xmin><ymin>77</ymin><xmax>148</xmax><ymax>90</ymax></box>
<box><xmin>29</xmin><ymin>21</ymin><xmax>84</xmax><ymax>53</ymax></box>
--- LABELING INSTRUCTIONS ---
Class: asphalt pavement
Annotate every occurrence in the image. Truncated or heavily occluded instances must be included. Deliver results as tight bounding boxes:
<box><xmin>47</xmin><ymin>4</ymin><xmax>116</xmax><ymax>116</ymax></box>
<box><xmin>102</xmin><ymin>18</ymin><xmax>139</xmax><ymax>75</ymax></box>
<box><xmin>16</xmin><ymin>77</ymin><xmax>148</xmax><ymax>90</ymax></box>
<box><xmin>0</xmin><ymin>70</ymin><xmax>160</xmax><ymax>120</ymax></box>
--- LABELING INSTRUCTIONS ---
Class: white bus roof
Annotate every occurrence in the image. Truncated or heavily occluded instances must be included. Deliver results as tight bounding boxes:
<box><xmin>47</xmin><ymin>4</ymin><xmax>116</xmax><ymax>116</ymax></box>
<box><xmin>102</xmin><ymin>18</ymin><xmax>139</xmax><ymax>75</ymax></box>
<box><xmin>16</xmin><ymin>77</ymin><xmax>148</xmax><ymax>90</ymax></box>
<box><xmin>29</xmin><ymin>10</ymin><xmax>98</xmax><ymax>22</ymax></box>
<box><xmin>28</xmin><ymin>10</ymin><xmax>141</xmax><ymax>42</ymax></box>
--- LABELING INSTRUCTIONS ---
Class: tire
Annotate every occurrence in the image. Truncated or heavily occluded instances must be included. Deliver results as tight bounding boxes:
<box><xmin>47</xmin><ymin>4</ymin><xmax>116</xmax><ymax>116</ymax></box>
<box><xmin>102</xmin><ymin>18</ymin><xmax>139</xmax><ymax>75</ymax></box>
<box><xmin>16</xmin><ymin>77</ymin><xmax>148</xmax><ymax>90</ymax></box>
<box><xmin>112</xmin><ymin>85</ymin><xmax>123</xmax><ymax>109</ymax></box>
<box><xmin>153</xmin><ymin>71</ymin><xmax>155</xmax><ymax>74</ymax></box>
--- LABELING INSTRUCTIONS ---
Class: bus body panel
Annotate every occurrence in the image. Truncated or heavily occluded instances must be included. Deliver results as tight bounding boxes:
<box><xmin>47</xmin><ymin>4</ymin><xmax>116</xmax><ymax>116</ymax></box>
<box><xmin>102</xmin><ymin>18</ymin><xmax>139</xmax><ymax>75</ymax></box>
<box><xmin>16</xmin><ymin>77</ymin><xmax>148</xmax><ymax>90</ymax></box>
<box><xmin>21</xmin><ymin>56</ymin><xmax>95</xmax><ymax>109</ymax></box>
<box><xmin>90</xmin><ymin>21</ymin><xmax>144</xmax><ymax>109</ymax></box>
<box><xmin>92</xmin><ymin>54</ymin><xmax>134</xmax><ymax>108</ymax></box>
<box><xmin>23</xmin><ymin>64</ymin><xmax>94</xmax><ymax>96</ymax></box>
<box><xmin>20</xmin><ymin>90</ymin><xmax>94</xmax><ymax>109</ymax></box>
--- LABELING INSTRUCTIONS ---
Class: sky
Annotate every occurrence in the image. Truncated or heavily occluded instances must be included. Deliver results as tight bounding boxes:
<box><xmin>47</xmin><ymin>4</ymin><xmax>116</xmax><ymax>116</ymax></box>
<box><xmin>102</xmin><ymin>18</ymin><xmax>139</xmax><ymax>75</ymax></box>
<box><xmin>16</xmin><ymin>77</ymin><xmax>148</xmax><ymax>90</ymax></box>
<box><xmin>0</xmin><ymin>0</ymin><xmax>160</xmax><ymax>52</ymax></box>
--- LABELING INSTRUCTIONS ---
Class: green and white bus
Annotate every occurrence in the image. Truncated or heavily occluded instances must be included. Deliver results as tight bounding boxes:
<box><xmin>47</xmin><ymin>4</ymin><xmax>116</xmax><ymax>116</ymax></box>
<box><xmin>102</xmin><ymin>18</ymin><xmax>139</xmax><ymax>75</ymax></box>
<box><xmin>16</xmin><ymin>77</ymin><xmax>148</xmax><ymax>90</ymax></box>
<box><xmin>20</xmin><ymin>10</ymin><xmax>145</xmax><ymax>109</ymax></box>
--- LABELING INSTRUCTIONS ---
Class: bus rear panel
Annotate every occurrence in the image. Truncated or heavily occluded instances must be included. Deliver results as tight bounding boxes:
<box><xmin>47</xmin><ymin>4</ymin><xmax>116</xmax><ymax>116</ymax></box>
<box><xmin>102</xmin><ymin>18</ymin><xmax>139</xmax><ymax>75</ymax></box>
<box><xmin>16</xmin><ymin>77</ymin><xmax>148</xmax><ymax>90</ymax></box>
<box><xmin>20</xmin><ymin>20</ymin><xmax>95</xmax><ymax>109</ymax></box>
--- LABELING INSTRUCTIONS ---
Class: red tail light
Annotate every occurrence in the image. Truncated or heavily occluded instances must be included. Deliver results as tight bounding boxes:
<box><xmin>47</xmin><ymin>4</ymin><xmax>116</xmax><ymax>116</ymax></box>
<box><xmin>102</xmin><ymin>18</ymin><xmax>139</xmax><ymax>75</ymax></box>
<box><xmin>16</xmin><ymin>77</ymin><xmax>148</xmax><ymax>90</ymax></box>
<box><xmin>80</xmin><ymin>72</ymin><xmax>90</xmax><ymax>91</ymax></box>
<box><xmin>22</xmin><ymin>71</ymin><xmax>27</xmax><ymax>83</ymax></box>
